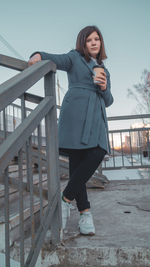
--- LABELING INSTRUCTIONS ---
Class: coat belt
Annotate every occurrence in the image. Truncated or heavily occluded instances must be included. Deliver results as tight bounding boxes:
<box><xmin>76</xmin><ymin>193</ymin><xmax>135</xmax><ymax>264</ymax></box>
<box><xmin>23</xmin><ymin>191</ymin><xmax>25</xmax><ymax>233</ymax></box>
<box><xmin>69</xmin><ymin>85</ymin><xmax>102</xmax><ymax>145</ymax></box>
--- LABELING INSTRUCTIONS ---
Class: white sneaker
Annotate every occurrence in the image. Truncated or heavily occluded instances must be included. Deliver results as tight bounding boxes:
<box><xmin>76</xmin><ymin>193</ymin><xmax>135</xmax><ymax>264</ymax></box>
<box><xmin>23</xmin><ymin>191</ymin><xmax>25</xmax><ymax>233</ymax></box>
<box><xmin>61</xmin><ymin>194</ymin><xmax>71</xmax><ymax>229</ymax></box>
<box><xmin>79</xmin><ymin>211</ymin><xmax>95</xmax><ymax>235</ymax></box>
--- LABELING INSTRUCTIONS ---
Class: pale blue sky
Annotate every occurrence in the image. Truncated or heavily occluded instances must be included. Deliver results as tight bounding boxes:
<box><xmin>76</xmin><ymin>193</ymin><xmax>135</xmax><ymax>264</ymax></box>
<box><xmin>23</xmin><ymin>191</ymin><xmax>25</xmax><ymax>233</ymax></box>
<box><xmin>0</xmin><ymin>0</ymin><xmax>150</xmax><ymax>128</ymax></box>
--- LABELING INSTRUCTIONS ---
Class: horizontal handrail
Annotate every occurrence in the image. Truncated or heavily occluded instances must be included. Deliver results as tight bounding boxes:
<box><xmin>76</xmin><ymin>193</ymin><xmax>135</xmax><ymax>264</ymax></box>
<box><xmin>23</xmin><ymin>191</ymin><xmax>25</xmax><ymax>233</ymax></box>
<box><xmin>0</xmin><ymin>96</ymin><xmax>54</xmax><ymax>175</ymax></box>
<box><xmin>102</xmin><ymin>165</ymin><xmax>150</xmax><ymax>171</ymax></box>
<box><xmin>109</xmin><ymin>127</ymin><xmax>150</xmax><ymax>134</ymax></box>
<box><xmin>0</xmin><ymin>54</ymin><xmax>28</xmax><ymax>71</ymax></box>
<box><xmin>0</xmin><ymin>60</ymin><xmax>56</xmax><ymax>112</ymax></box>
<box><xmin>107</xmin><ymin>114</ymin><xmax>150</xmax><ymax>121</ymax></box>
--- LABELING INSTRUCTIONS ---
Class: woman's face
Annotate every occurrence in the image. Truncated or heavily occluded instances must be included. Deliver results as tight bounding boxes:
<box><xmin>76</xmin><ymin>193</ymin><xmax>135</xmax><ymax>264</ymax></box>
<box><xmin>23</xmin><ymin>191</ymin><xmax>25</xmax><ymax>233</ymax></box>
<box><xmin>85</xmin><ymin>31</ymin><xmax>101</xmax><ymax>59</ymax></box>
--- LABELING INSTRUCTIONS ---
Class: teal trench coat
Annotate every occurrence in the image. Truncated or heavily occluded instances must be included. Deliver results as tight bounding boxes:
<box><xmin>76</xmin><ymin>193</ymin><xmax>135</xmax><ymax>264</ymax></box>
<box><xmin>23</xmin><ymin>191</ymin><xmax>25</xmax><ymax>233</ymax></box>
<box><xmin>31</xmin><ymin>50</ymin><xmax>114</xmax><ymax>153</ymax></box>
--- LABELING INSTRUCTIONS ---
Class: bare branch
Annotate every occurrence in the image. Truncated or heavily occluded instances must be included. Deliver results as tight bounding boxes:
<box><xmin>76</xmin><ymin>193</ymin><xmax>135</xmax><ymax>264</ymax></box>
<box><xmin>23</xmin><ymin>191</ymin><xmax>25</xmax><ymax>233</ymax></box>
<box><xmin>127</xmin><ymin>69</ymin><xmax>150</xmax><ymax>117</ymax></box>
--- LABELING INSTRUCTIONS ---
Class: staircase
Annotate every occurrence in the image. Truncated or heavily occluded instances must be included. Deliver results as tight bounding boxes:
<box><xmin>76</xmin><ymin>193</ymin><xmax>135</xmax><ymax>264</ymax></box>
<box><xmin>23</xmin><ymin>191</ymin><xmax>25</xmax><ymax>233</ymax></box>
<box><xmin>0</xmin><ymin>54</ymin><xmax>62</xmax><ymax>266</ymax></box>
<box><xmin>0</xmin><ymin>54</ymin><xmax>109</xmax><ymax>267</ymax></box>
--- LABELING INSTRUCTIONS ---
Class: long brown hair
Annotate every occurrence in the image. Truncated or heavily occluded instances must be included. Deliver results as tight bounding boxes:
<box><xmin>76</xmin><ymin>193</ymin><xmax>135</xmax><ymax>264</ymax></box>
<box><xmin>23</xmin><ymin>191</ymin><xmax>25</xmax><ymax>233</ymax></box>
<box><xmin>76</xmin><ymin>25</ymin><xmax>107</xmax><ymax>64</ymax></box>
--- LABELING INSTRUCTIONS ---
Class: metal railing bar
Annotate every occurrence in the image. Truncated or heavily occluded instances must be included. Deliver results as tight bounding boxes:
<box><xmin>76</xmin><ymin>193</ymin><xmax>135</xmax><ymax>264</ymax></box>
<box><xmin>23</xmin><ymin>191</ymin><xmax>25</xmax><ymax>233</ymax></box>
<box><xmin>4</xmin><ymin>168</ymin><xmax>10</xmax><ymax>267</ymax></box>
<box><xmin>26</xmin><ymin>136</ymin><xmax>35</xmax><ymax>248</ymax></box>
<box><xmin>44</xmin><ymin>72</ymin><xmax>61</xmax><ymax>244</ymax></box>
<box><xmin>44</xmin><ymin>71</ymin><xmax>59</xmax><ymax>205</ymax></box>
<box><xmin>107</xmin><ymin>114</ymin><xmax>150</xmax><ymax>121</ymax></box>
<box><xmin>0</xmin><ymin>111</ymin><xmax>2</xmax><ymax>130</ymax></box>
<box><xmin>138</xmin><ymin>130</ymin><xmax>143</xmax><ymax>166</ymax></box>
<box><xmin>102</xmin><ymin>165</ymin><xmax>150</xmax><ymax>170</ymax></box>
<box><xmin>12</xmin><ymin>105</ymin><xmax>15</xmax><ymax>131</ymax></box>
<box><xmin>147</xmin><ymin>130</ymin><xmax>150</xmax><ymax>158</ymax></box>
<box><xmin>18</xmin><ymin>149</ymin><xmax>24</xmax><ymax>266</ymax></box>
<box><xmin>109</xmin><ymin>127</ymin><xmax>150</xmax><ymax>134</ymax></box>
<box><xmin>120</xmin><ymin>132</ymin><xmax>124</xmax><ymax>166</ymax></box>
<box><xmin>111</xmin><ymin>133</ymin><xmax>115</xmax><ymax>167</ymax></box>
<box><xmin>129</xmin><ymin>131</ymin><xmax>133</xmax><ymax>166</ymax></box>
<box><xmin>0</xmin><ymin>60</ymin><xmax>56</xmax><ymax>112</ymax></box>
<box><xmin>33</xmin><ymin>129</ymin><xmax>37</xmax><ymax>144</ymax></box>
<box><xmin>3</xmin><ymin>107</ymin><xmax>10</xmax><ymax>267</ymax></box>
<box><xmin>25</xmin><ymin>188</ymin><xmax>60</xmax><ymax>267</ymax></box>
<box><xmin>0</xmin><ymin>96</ymin><xmax>54</xmax><ymax>175</ymax></box>
<box><xmin>21</xmin><ymin>93</ymin><xmax>30</xmax><ymax>191</ymax></box>
<box><xmin>0</xmin><ymin>53</ymin><xmax>28</xmax><ymax>71</ymax></box>
<box><xmin>3</xmin><ymin>109</ymin><xmax>7</xmax><ymax>139</ymax></box>
<box><xmin>21</xmin><ymin>94</ymin><xmax>26</xmax><ymax>122</ymax></box>
<box><xmin>37</xmin><ymin>124</ymin><xmax>43</xmax><ymax>223</ymax></box>
<box><xmin>104</xmin><ymin>155</ymin><xmax>106</xmax><ymax>168</ymax></box>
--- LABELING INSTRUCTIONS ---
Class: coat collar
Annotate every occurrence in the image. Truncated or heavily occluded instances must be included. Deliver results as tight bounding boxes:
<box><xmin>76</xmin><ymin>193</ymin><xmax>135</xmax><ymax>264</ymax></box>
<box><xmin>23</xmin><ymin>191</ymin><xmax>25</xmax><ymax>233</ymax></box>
<box><xmin>81</xmin><ymin>56</ymin><xmax>96</xmax><ymax>74</ymax></box>
<box><xmin>81</xmin><ymin>56</ymin><xmax>104</xmax><ymax>74</ymax></box>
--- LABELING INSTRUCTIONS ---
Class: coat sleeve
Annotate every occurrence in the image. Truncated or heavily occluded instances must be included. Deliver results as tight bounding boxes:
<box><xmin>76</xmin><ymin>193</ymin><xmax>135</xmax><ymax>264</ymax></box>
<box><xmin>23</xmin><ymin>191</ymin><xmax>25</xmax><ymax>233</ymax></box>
<box><xmin>30</xmin><ymin>50</ymin><xmax>75</xmax><ymax>72</ymax></box>
<box><xmin>99</xmin><ymin>69</ymin><xmax>114</xmax><ymax>107</ymax></box>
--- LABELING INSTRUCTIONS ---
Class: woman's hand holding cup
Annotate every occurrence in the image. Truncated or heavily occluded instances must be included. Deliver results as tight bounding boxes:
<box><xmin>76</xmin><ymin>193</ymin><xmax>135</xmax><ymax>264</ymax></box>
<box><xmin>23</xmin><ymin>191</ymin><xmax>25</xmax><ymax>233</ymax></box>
<box><xmin>93</xmin><ymin>67</ymin><xmax>107</xmax><ymax>91</ymax></box>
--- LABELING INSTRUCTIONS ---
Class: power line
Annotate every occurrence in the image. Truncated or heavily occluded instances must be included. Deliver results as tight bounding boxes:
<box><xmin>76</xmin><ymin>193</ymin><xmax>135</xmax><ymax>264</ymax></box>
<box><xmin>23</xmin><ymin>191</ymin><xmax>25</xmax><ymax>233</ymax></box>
<box><xmin>0</xmin><ymin>34</ymin><xmax>67</xmax><ymax>96</ymax></box>
<box><xmin>0</xmin><ymin>34</ymin><xmax>25</xmax><ymax>60</ymax></box>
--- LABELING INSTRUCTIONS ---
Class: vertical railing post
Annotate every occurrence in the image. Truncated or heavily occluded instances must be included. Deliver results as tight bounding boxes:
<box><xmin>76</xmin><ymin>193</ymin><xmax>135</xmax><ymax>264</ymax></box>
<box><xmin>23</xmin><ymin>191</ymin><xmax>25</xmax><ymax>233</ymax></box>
<box><xmin>37</xmin><ymin>124</ymin><xmax>44</xmax><ymax>224</ymax></box>
<box><xmin>129</xmin><ymin>131</ymin><xmax>133</xmax><ymax>166</ymax></box>
<box><xmin>27</xmin><ymin>136</ymin><xmax>35</xmax><ymax>248</ymax></box>
<box><xmin>18</xmin><ymin>148</ymin><xmax>24</xmax><ymax>266</ymax></box>
<box><xmin>44</xmin><ymin>70</ymin><xmax>61</xmax><ymax>244</ymax></box>
<box><xmin>3</xmin><ymin>109</ymin><xmax>10</xmax><ymax>267</ymax></box>
<box><xmin>111</xmin><ymin>133</ymin><xmax>115</xmax><ymax>168</ymax></box>
<box><xmin>138</xmin><ymin>131</ymin><xmax>143</xmax><ymax>165</ymax></box>
<box><xmin>120</xmin><ymin>132</ymin><xmax>124</xmax><ymax>166</ymax></box>
<box><xmin>4</xmin><ymin>168</ymin><xmax>10</xmax><ymax>267</ymax></box>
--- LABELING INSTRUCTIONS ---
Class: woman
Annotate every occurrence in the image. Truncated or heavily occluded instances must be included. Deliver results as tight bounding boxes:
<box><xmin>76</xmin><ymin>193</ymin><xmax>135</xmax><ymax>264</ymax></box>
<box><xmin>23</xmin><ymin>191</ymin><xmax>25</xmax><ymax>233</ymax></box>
<box><xmin>28</xmin><ymin>25</ymin><xmax>114</xmax><ymax>236</ymax></box>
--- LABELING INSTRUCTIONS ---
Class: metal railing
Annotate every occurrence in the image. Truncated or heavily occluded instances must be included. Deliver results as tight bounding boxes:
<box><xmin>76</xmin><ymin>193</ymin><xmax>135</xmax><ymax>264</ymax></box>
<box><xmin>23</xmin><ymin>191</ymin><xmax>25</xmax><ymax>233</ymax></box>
<box><xmin>0</xmin><ymin>54</ymin><xmax>62</xmax><ymax>266</ymax></box>
<box><xmin>103</xmin><ymin>114</ymin><xmax>150</xmax><ymax>170</ymax></box>
<box><xmin>2</xmin><ymin>102</ymin><xmax>150</xmax><ymax>172</ymax></box>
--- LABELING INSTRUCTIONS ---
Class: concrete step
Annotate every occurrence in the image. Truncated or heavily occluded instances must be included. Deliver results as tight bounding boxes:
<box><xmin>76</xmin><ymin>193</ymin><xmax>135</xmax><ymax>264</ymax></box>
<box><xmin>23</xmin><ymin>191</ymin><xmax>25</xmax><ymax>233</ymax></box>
<box><xmin>37</xmin><ymin>179</ymin><xmax>150</xmax><ymax>267</ymax></box>
<box><xmin>8</xmin><ymin>179</ymin><xmax>150</xmax><ymax>266</ymax></box>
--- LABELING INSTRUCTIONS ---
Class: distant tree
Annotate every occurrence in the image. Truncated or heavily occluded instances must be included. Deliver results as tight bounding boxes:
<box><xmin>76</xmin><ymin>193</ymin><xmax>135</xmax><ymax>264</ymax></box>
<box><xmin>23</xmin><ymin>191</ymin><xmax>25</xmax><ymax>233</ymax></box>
<box><xmin>127</xmin><ymin>69</ymin><xmax>150</xmax><ymax>114</ymax></box>
<box><xmin>128</xmin><ymin>70</ymin><xmax>150</xmax><ymax>157</ymax></box>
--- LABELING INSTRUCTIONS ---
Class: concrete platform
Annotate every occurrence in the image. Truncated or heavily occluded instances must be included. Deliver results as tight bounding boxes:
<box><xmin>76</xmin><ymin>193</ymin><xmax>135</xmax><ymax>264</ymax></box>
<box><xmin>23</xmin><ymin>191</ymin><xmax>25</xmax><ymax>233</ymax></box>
<box><xmin>41</xmin><ymin>178</ymin><xmax>150</xmax><ymax>267</ymax></box>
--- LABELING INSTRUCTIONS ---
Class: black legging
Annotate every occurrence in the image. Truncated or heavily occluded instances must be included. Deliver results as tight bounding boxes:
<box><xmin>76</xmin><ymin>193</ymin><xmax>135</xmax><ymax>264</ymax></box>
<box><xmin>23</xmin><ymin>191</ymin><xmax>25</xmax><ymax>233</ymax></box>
<box><xmin>63</xmin><ymin>146</ymin><xmax>106</xmax><ymax>211</ymax></box>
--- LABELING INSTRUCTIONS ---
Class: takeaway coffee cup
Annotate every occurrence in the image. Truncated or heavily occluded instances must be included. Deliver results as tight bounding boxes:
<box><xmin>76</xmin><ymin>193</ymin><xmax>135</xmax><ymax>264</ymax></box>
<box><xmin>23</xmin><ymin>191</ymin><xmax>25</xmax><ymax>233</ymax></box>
<box><xmin>93</xmin><ymin>66</ymin><xmax>105</xmax><ymax>84</ymax></box>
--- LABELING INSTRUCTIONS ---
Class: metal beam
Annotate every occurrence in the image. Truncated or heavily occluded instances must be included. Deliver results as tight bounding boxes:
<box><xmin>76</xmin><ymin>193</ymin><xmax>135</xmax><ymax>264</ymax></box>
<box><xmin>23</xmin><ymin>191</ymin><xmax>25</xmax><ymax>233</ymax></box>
<box><xmin>108</xmin><ymin>114</ymin><xmax>150</xmax><ymax>121</ymax></box>
<box><xmin>0</xmin><ymin>54</ymin><xmax>27</xmax><ymax>71</ymax></box>
<box><xmin>0</xmin><ymin>60</ymin><xmax>56</xmax><ymax>112</ymax></box>
<box><xmin>109</xmin><ymin>127</ymin><xmax>150</xmax><ymax>134</ymax></box>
